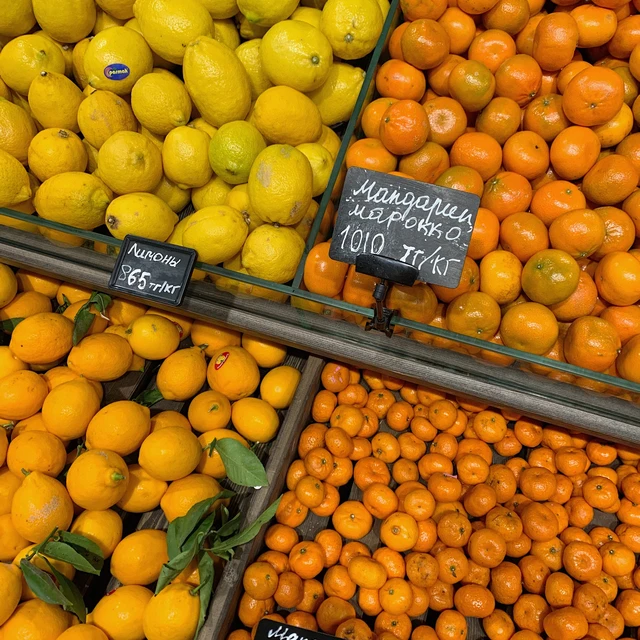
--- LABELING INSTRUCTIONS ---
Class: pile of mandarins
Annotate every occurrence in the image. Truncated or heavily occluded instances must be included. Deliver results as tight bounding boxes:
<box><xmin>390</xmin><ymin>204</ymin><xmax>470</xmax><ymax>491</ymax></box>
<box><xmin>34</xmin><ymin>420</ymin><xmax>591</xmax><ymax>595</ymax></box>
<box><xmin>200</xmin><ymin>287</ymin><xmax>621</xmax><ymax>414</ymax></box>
<box><xmin>303</xmin><ymin>0</ymin><xmax>640</xmax><ymax>395</ymax></box>
<box><xmin>229</xmin><ymin>361</ymin><xmax>640</xmax><ymax>639</ymax></box>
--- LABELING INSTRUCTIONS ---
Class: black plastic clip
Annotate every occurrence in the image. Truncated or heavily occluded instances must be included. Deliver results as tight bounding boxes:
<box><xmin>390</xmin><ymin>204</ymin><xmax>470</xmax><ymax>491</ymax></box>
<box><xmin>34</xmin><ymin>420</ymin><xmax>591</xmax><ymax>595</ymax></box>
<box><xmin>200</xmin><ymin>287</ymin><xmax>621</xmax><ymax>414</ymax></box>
<box><xmin>355</xmin><ymin>254</ymin><xmax>419</xmax><ymax>338</ymax></box>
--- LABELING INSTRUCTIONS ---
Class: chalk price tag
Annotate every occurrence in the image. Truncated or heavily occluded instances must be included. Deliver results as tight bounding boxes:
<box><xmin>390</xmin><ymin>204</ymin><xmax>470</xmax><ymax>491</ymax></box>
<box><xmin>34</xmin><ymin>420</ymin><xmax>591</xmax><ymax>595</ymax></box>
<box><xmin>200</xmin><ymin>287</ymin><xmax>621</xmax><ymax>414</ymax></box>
<box><xmin>108</xmin><ymin>235</ymin><xmax>197</xmax><ymax>306</ymax></box>
<box><xmin>255</xmin><ymin>619</ymin><xmax>338</xmax><ymax>640</ymax></box>
<box><xmin>329</xmin><ymin>167</ymin><xmax>480</xmax><ymax>288</ymax></box>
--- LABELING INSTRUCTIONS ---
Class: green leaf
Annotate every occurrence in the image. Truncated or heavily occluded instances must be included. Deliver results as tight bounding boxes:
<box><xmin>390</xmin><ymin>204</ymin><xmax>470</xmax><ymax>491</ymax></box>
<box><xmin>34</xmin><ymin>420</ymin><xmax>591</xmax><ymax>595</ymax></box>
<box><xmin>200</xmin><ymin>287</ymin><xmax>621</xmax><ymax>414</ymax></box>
<box><xmin>156</xmin><ymin>534</ymin><xmax>204</xmax><ymax>594</ymax></box>
<box><xmin>1</xmin><ymin>318</ymin><xmax>24</xmax><ymax>332</ymax></box>
<box><xmin>58</xmin><ymin>531</ymin><xmax>104</xmax><ymax>560</ymax></box>
<box><xmin>215</xmin><ymin>512</ymin><xmax>242</xmax><ymax>539</ymax></box>
<box><xmin>55</xmin><ymin>295</ymin><xmax>72</xmax><ymax>314</ymax></box>
<box><xmin>88</xmin><ymin>291</ymin><xmax>111</xmax><ymax>315</ymax></box>
<box><xmin>183</xmin><ymin>512</ymin><xmax>217</xmax><ymax>553</ymax></box>
<box><xmin>41</xmin><ymin>540</ymin><xmax>102</xmax><ymax>575</ymax></box>
<box><xmin>209</xmin><ymin>496</ymin><xmax>281</xmax><ymax>557</ymax></box>
<box><xmin>72</xmin><ymin>292</ymin><xmax>113</xmax><ymax>345</ymax></box>
<box><xmin>194</xmin><ymin>552</ymin><xmax>214</xmax><ymax>640</ymax></box>
<box><xmin>215</xmin><ymin>438</ymin><xmax>268</xmax><ymax>488</ymax></box>
<box><xmin>42</xmin><ymin>558</ymin><xmax>87</xmax><ymax>622</ymax></box>
<box><xmin>134</xmin><ymin>389</ymin><xmax>164</xmax><ymax>407</ymax></box>
<box><xmin>20</xmin><ymin>559</ymin><xmax>72</xmax><ymax>608</ymax></box>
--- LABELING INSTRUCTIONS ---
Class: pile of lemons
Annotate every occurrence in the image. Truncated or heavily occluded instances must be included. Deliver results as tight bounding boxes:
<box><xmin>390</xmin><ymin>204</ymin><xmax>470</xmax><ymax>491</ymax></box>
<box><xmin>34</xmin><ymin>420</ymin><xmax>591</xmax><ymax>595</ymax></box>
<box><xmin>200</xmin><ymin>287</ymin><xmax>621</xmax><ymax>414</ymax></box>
<box><xmin>0</xmin><ymin>0</ymin><xmax>388</xmax><ymax>287</ymax></box>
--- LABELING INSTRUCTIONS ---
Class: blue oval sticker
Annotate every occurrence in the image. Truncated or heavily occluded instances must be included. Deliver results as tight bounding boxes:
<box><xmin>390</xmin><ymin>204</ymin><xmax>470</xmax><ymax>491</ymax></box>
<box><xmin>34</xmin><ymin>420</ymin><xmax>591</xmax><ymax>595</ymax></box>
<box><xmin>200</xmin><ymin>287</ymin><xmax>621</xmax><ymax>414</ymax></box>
<box><xmin>104</xmin><ymin>63</ymin><xmax>131</xmax><ymax>81</ymax></box>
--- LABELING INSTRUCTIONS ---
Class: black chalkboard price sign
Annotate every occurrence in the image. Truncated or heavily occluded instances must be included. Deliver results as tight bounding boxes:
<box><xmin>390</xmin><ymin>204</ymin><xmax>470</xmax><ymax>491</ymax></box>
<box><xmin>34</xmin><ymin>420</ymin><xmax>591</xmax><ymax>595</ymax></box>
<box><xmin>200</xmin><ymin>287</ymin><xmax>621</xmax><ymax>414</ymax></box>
<box><xmin>108</xmin><ymin>235</ymin><xmax>197</xmax><ymax>306</ymax></box>
<box><xmin>255</xmin><ymin>618</ymin><xmax>338</xmax><ymax>640</ymax></box>
<box><xmin>329</xmin><ymin>167</ymin><xmax>480</xmax><ymax>289</ymax></box>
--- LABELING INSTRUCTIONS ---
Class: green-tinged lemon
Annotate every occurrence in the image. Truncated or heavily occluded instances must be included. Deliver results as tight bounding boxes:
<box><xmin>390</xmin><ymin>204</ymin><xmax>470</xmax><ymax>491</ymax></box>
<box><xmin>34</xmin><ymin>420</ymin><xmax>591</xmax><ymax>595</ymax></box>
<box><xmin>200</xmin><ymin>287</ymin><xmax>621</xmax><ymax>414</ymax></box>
<box><xmin>235</xmin><ymin>39</ymin><xmax>272</xmax><ymax>101</ymax></box>
<box><xmin>202</xmin><ymin>0</ymin><xmax>239</xmax><ymax>19</ymax></box>
<box><xmin>34</xmin><ymin>172</ymin><xmax>112</xmax><ymax>229</ymax></box>
<box><xmin>254</xmin><ymin>85</ymin><xmax>322</xmax><ymax>145</ymax></box>
<box><xmin>320</xmin><ymin>0</ymin><xmax>383</xmax><ymax>60</ymax></box>
<box><xmin>183</xmin><ymin>36</ymin><xmax>251</xmax><ymax>127</ymax></box>
<box><xmin>191</xmin><ymin>176</ymin><xmax>232</xmax><ymax>210</ymax></box>
<box><xmin>225</xmin><ymin>183</ymin><xmax>264</xmax><ymax>231</ymax></box>
<box><xmin>28</xmin><ymin>71</ymin><xmax>84</xmax><ymax>133</ymax></box>
<box><xmin>296</xmin><ymin>142</ymin><xmax>334</xmax><ymax>196</ymax></box>
<box><xmin>248</xmin><ymin>143</ymin><xmax>313</xmax><ymax>225</ymax></box>
<box><xmin>131</xmin><ymin>70</ymin><xmax>192</xmax><ymax>136</ymax></box>
<box><xmin>32</xmin><ymin>0</ymin><xmax>95</xmax><ymax>43</ymax></box>
<box><xmin>162</xmin><ymin>126</ymin><xmax>212</xmax><ymax>189</ymax></box>
<box><xmin>134</xmin><ymin>0</ymin><xmax>214</xmax><ymax>64</ymax></box>
<box><xmin>0</xmin><ymin>98</ymin><xmax>37</xmax><ymax>164</ymax></box>
<box><xmin>97</xmin><ymin>131</ymin><xmax>163</xmax><ymax>194</ymax></box>
<box><xmin>181</xmin><ymin>205</ymin><xmax>248</xmax><ymax>264</ymax></box>
<box><xmin>0</xmin><ymin>0</ymin><xmax>35</xmax><ymax>38</ymax></box>
<box><xmin>151</xmin><ymin>175</ymin><xmax>191</xmax><ymax>213</ymax></box>
<box><xmin>291</xmin><ymin>6</ymin><xmax>322</xmax><ymax>28</ymax></box>
<box><xmin>106</xmin><ymin>193</ymin><xmax>178</xmax><ymax>241</ymax></box>
<box><xmin>212</xmin><ymin>19</ymin><xmax>241</xmax><ymax>49</ymax></box>
<box><xmin>0</xmin><ymin>149</ymin><xmax>31</xmax><ymax>207</ymax></box>
<box><xmin>96</xmin><ymin>0</ymin><xmax>136</xmax><ymax>20</ymax></box>
<box><xmin>261</xmin><ymin>20</ymin><xmax>333</xmax><ymax>92</ymax></box>
<box><xmin>28</xmin><ymin>129</ymin><xmax>88</xmax><ymax>182</ymax></box>
<box><xmin>208</xmin><ymin>121</ymin><xmax>266</xmax><ymax>185</ymax></box>
<box><xmin>242</xmin><ymin>224</ymin><xmax>305</xmax><ymax>283</ymax></box>
<box><xmin>77</xmin><ymin>89</ymin><xmax>137</xmax><ymax>149</ymax></box>
<box><xmin>237</xmin><ymin>0</ymin><xmax>300</xmax><ymax>27</ymax></box>
<box><xmin>0</xmin><ymin>34</ymin><xmax>65</xmax><ymax>95</ymax></box>
<box><xmin>308</xmin><ymin>62</ymin><xmax>366</xmax><ymax>125</ymax></box>
<box><xmin>84</xmin><ymin>27</ymin><xmax>153</xmax><ymax>95</ymax></box>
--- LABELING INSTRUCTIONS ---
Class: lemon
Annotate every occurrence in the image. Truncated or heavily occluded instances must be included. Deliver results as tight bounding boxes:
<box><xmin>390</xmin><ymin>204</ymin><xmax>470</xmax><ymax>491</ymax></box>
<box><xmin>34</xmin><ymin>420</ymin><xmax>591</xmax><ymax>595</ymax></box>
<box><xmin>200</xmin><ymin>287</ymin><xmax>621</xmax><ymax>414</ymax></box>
<box><xmin>32</xmin><ymin>0</ymin><xmax>96</xmax><ymax>43</ymax></box>
<box><xmin>242</xmin><ymin>223</ymin><xmax>305</xmax><ymax>282</ymax></box>
<box><xmin>98</xmin><ymin>131</ymin><xmax>163</xmax><ymax>194</ymax></box>
<box><xmin>235</xmin><ymin>39</ymin><xmax>272</xmax><ymax>101</ymax></box>
<box><xmin>197</xmin><ymin>430</ymin><xmax>248</xmax><ymax>479</ymax></box>
<box><xmin>183</xmin><ymin>36</ymin><xmax>252</xmax><ymax>127</ymax></box>
<box><xmin>160</xmin><ymin>474</ymin><xmax>227</xmax><ymax>521</ymax></box>
<box><xmin>139</xmin><ymin>127</ymin><xmax>164</xmax><ymax>151</ymax></box>
<box><xmin>260</xmin><ymin>365</ymin><xmax>302</xmax><ymax>408</ymax></box>
<box><xmin>131</xmin><ymin>70</ymin><xmax>192</xmax><ymax>136</ymax></box>
<box><xmin>254</xmin><ymin>85</ymin><xmax>323</xmax><ymax>145</ymax></box>
<box><xmin>89</xmin><ymin>586</ymin><xmax>153</xmax><ymax>640</ymax></box>
<box><xmin>58</xmin><ymin>626</ymin><xmax>110</xmax><ymax>640</ymax></box>
<box><xmin>231</xmin><ymin>397</ymin><xmax>279</xmax><ymax>442</ymax></box>
<box><xmin>208</xmin><ymin>121</ymin><xmax>265</xmax><ymax>185</ymax></box>
<box><xmin>308</xmin><ymin>61</ymin><xmax>366</xmax><ymax>125</ymax></box>
<box><xmin>225</xmin><ymin>183</ymin><xmax>264</xmax><ymax>231</ymax></box>
<box><xmin>0</xmin><ymin>264</ymin><xmax>17</xmax><ymax>308</ymax></box>
<box><xmin>126</xmin><ymin>314</ymin><xmax>180</xmax><ymax>360</ymax></box>
<box><xmin>0</xmin><ymin>562</ymin><xmax>21</xmax><ymax>625</ymax></box>
<box><xmin>27</xmin><ymin>130</ymin><xmax>86</xmax><ymax>182</ymax></box>
<box><xmin>47</xmin><ymin>38</ymin><xmax>74</xmax><ymax>77</ymax></box>
<box><xmin>238</xmin><ymin>14</ymin><xmax>269</xmax><ymax>39</ymax></box>
<box><xmin>156</xmin><ymin>347</ymin><xmax>207</xmax><ymax>401</ymax></box>
<box><xmin>162</xmin><ymin>126</ymin><xmax>212</xmax><ymax>189</ymax></box>
<box><xmin>321</xmin><ymin>0</ymin><xmax>383</xmax><ymax>59</ymax></box>
<box><xmin>0</xmin><ymin>98</ymin><xmax>36</xmax><ymax>165</ymax></box>
<box><xmin>28</xmin><ymin>70</ymin><xmax>84</xmax><ymax>132</ymax></box>
<box><xmin>293</xmin><ymin>199</ymin><xmax>319</xmax><ymax>240</ymax></box>
<box><xmin>34</xmin><ymin>172</ymin><xmax>112</xmax><ymax>229</ymax></box>
<box><xmin>213</xmin><ymin>19</ymin><xmax>241</xmax><ymax>49</ymax></box>
<box><xmin>291</xmin><ymin>6</ymin><xmax>323</xmax><ymax>28</ymax></box>
<box><xmin>296</xmin><ymin>142</ymin><xmax>333</xmax><ymax>196</ymax></box>
<box><xmin>117</xmin><ymin>464</ymin><xmax>168</xmax><ymax>512</ymax></box>
<box><xmin>318</xmin><ymin>124</ymin><xmax>341</xmax><ymax>158</ymax></box>
<box><xmin>0</xmin><ymin>149</ymin><xmax>31</xmax><ymax>207</ymax></box>
<box><xmin>70</xmin><ymin>509</ymin><xmax>123</xmax><ymax>559</ymax></box>
<box><xmin>138</xmin><ymin>427</ymin><xmax>201</xmax><ymax>482</ymax></box>
<box><xmin>40</xmin><ymin>227</ymin><xmax>85</xmax><ymax>247</ymax></box>
<box><xmin>134</xmin><ymin>0</ymin><xmax>214</xmax><ymax>64</ymax></box>
<box><xmin>242</xmin><ymin>334</ymin><xmax>287</xmax><ymax>367</ymax></box>
<box><xmin>188</xmin><ymin>117</ymin><xmax>217</xmax><ymax>138</ymax></box>
<box><xmin>238</xmin><ymin>0</ymin><xmax>300</xmax><ymax>27</ymax></box>
<box><xmin>96</xmin><ymin>0</ymin><xmax>136</xmax><ymax>20</ymax></box>
<box><xmin>77</xmin><ymin>89</ymin><xmax>138</xmax><ymax>149</ymax></box>
<box><xmin>84</xmin><ymin>27</ymin><xmax>153</xmax><ymax>95</ymax></box>
<box><xmin>203</xmin><ymin>0</ymin><xmax>239</xmax><ymax>18</ymax></box>
<box><xmin>182</xmin><ymin>205</ymin><xmax>248</xmax><ymax>264</ymax></box>
<box><xmin>0</xmin><ymin>0</ymin><xmax>35</xmax><ymax>38</ymax></box>
<box><xmin>191</xmin><ymin>176</ymin><xmax>231</xmax><ymax>210</ymax></box>
<box><xmin>105</xmin><ymin>193</ymin><xmax>178</xmax><ymax>241</ymax></box>
<box><xmin>84</xmin><ymin>140</ymin><xmax>100</xmax><ymax>172</ymax></box>
<box><xmin>93</xmin><ymin>8</ymin><xmax>127</xmax><ymax>34</ymax></box>
<box><xmin>2</xmin><ymin>601</ymin><xmax>71</xmax><ymax>640</ymax></box>
<box><xmin>152</xmin><ymin>175</ymin><xmax>191</xmax><ymax>212</ymax></box>
<box><xmin>72</xmin><ymin>38</ymin><xmax>92</xmax><ymax>88</ymax></box>
<box><xmin>110</xmin><ymin>529</ymin><xmax>168</xmax><ymax>586</ymax></box>
<box><xmin>262</xmin><ymin>20</ymin><xmax>333</xmax><ymax>92</ymax></box>
<box><xmin>143</xmin><ymin>583</ymin><xmax>199</xmax><ymax>640</ymax></box>
<box><xmin>0</xmin><ymin>34</ymin><xmax>65</xmax><ymax>95</ymax></box>
<box><xmin>248</xmin><ymin>143</ymin><xmax>313</xmax><ymax>225</ymax></box>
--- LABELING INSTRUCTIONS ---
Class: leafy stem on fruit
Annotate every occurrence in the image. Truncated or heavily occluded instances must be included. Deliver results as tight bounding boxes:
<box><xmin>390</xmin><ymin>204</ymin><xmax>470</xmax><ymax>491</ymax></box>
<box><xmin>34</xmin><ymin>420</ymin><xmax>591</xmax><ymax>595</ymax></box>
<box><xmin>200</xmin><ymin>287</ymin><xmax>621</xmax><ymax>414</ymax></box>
<box><xmin>72</xmin><ymin>291</ymin><xmax>112</xmax><ymax>345</ymax></box>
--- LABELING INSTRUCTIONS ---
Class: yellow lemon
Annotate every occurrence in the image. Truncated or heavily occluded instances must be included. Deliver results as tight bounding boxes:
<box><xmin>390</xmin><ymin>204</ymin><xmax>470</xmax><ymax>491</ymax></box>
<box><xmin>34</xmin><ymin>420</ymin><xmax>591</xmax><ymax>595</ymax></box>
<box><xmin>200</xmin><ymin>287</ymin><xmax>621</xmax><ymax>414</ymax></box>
<box><xmin>56</xmin><ymin>283</ymin><xmax>92</xmax><ymax>306</ymax></box>
<box><xmin>13</xmin><ymin>543</ymin><xmax>76</xmax><ymax>600</ymax></box>
<box><xmin>62</xmin><ymin>300</ymin><xmax>109</xmax><ymax>335</ymax></box>
<box><xmin>0</xmin><ymin>513</ymin><xmax>29</xmax><ymax>562</ymax></box>
<box><xmin>0</xmin><ymin>148</ymin><xmax>31</xmax><ymax>207</ymax></box>
<box><xmin>212</xmin><ymin>18</ymin><xmax>241</xmax><ymax>49</ymax></box>
<box><xmin>134</xmin><ymin>0</ymin><xmax>214</xmax><ymax>64</ymax></box>
<box><xmin>1</xmin><ymin>600</ymin><xmax>70</xmax><ymax>640</ymax></box>
<box><xmin>126</xmin><ymin>314</ymin><xmax>180</xmax><ymax>360</ymax></box>
<box><xmin>242</xmin><ymin>223</ymin><xmax>306</xmax><ymax>282</ymax></box>
<box><xmin>7</xmin><ymin>431</ymin><xmax>66</xmax><ymax>478</ymax></box>
<box><xmin>138</xmin><ymin>426</ymin><xmax>202</xmax><ymax>481</ymax></box>
<box><xmin>308</xmin><ymin>61</ymin><xmax>366</xmax><ymax>125</ymax></box>
<box><xmin>260</xmin><ymin>365</ymin><xmax>302</xmax><ymax>409</ymax></box>
<box><xmin>156</xmin><ymin>347</ymin><xmax>207</xmax><ymax>401</ymax></box>
<box><xmin>183</xmin><ymin>36</ymin><xmax>251</xmax><ymax>127</ymax></box>
<box><xmin>72</xmin><ymin>37</ymin><xmax>92</xmax><ymax>88</ymax></box>
<box><xmin>146</xmin><ymin>308</ymin><xmax>193</xmax><ymax>338</ymax></box>
<box><xmin>0</xmin><ymin>263</ymin><xmax>18</xmax><ymax>307</ymax></box>
<box><xmin>11</xmin><ymin>413</ymin><xmax>47</xmax><ymax>440</ymax></box>
<box><xmin>296</xmin><ymin>142</ymin><xmax>334</xmax><ymax>196</ymax></box>
<box><xmin>187</xmin><ymin>389</ymin><xmax>231</xmax><ymax>432</ymax></box>
<box><xmin>0</xmin><ymin>0</ymin><xmax>36</xmax><ymax>38</ymax></box>
<box><xmin>77</xmin><ymin>90</ymin><xmax>137</xmax><ymax>149</ymax></box>
<box><xmin>197</xmin><ymin>430</ymin><xmax>248</xmax><ymax>479</ymax></box>
<box><xmin>142</xmin><ymin>583</ymin><xmax>199</xmax><ymax>640</ymax></box>
<box><xmin>150</xmin><ymin>411</ymin><xmax>191</xmax><ymax>432</ymax></box>
<box><xmin>292</xmin><ymin>6</ymin><xmax>323</xmax><ymax>28</ymax></box>
<box><xmin>0</xmin><ymin>466</ymin><xmax>21</xmax><ymax>513</ymax></box>
<box><xmin>162</xmin><ymin>126</ymin><xmax>212</xmax><ymax>189</ymax></box>
<box><xmin>0</xmin><ymin>425</ymin><xmax>7</xmax><ymax>465</ymax></box>
<box><xmin>89</xmin><ymin>585</ymin><xmax>153</xmax><ymax>640</ymax></box>
<box><xmin>68</xmin><ymin>333</ymin><xmax>133</xmax><ymax>381</ymax></box>
<box><xmin>116</xmin><ymin>464</ymin><xmax>168</xmax><ymax>512</ymax></box>
<box><xmin>0</xmin><ymin>98</ymin><xmax>37</xmax><ymax>164</ymax></box>
<box><xmin>294</xmin><ymin>199</ymin><xmax>319</xmax><ymax>241</ymax></box>
<box><xmin>28</xmin><ymin>71</ymin><xmax>84</xmax><ymax>133</ymax></box>
<box><xmin>204</xmin><ymin>0</ymin><xmax>239</xmax><ymax>19</ymax></box>
<box><xmin>103</xmin><ymin>326</ymin><xmax>147</xmax><ymax>371</ymax></box>
<box><xmin>209</xmin><ymin>121</ymin><xmax>266</xmax><ymax>185</ymax></box>
<box><xmin>97</xmin><ymin>131</ymin><xmax>163</xmax><ymax>194</ymax></box>
<box><xmin>32</xmin><ymin>0</ymin><xmax>95</xmax><ymax>43</ymax></box>
<box><xmin>237</xmin><ymin>0</ymin><xmax>300</xmax><ymax>27</ymax></box>
<box><xmin>0</xmin><ymin>346</ymin><xmax>30</xmax><ymax>377</ymax></box>
<box><xmin>84</xmin><ymin>27</ymin><xmax>153</xmax><ymax>95</ymax></box>
<box><xmin>0</xmin><ymin>370</ymin><xmax>48</xmax><ymax>421</ymax></box>
<box><xmin>107</xmin><ymin>298</ymin><xmax>147</xmax><ymax>326</ymax></box>
<box><xmin>41</xmin><ymin>379</ymin><xmax>101</xmax><ymax>439</ymax></box>
<box><xmin>225</xmin><ymin>183</ymin><xmax>263</xmax><ymax>231</ymax></box>
<box><xmin>231</xmin><ymin>397</ymin><xmax>279</xmax><ymax>442</ymax></box>
<box><xmin>110</xmin><ymin>529</ymin><xmax>168</xmax><ymax>586</ymax></box>
<box><xmin>96</xmin><ymin>0</ymin><xmax>135</xmax><ymax>19</ymax></box>
<box><xmin>11</xmin><ymin>471</ymin><xmax>73</xmax><ymax>543</ymax></box>
<box><xmin>93</xmin><ymin>8</ymin><xmax>127</xmax><ymax>34</ymax></box>
<box><xmin>86</xmin><ymin>401</ymin><xmax>151</xmax><ymax>456</ymax></box>
<box><xmin>28</xmin><ymin>129</ymin><xmax>88</xmax><ymax>182</ymax></box>
<box><xmin>191</xmin><ymin>320</ymin><xmax>241</xmax><ymax>356</ymax></box>
<box><xmin>320</xmin><ymin>0</ymin><xmax>383</xmax><ymax>60</ymax></box>
<box><xmin>0</xmin><ymin>562</ymin><xmax>21</xmax><ymax>625</ymax></box>
<box><xmin>318</xmin><ymin>124</ymin><xmax>341</xmax><ymax>158</ymax></box>
<box><xmin>241</xmin><ymin>334</ymin><xmax>287</xmax><ymax>368</ymax></box>
<box><xmin>188</xmin><ymin>117</ymin><xmax>218</xmax><ymax>138</ymax></box>
<box><xmin>66</xmin><ymin>449</ymin><xmax>129</xmax><ymax>510</ymax></box>
<box><xmin>105</xmin><ymin>192</ymin><xmax>178</xmax><ymax>241</ymax></box>
<box><xmin>160</xmin><ymin>473</ymin><xmax>227</xmax><ymax>522</ymax></box>
<box><xmin>131</xmin><ymin>70</ymin><xmax>192</xmax><ymax>136</ymax></box>
<box><xmin>238</xmin><ymin>13</ymin><xmax>269</xmax><ymax>39</ymax></box>
<box><xmin>10</xmin><ymin>312</ymin><xmax>73</xmax><ymax>365</ymax></box>
<box><xmin>58</xmin><ymin>625</ymin><xmax>110</xmax><ymax>640</ymax></box>
<box><xmin>235</xmin><ymin>39</ymin><xmax>272</xmax><ymax>100</ymax></box>
<box><xmin>206</xmin><ymin>345</ymin><xmax>260</xmax><ymax>400</ymax></box>
<box><xmin>0</xmin><ymin>34</ymin><xmax>65</xmax><ymax>95</ymax></box>
<box><xmin>70</xmin><ymin>509</ymin><xmax>123</xmax><ymax>559</ymax></box>
<box><xmin>191</xmin><ymin>176</ymin><xmax>232</xmax><ymax>210</ymax></box>
<box><xmin>35</xmin><ymin>171</ymin><xmax>112</xmax><ymax>230</ymax></box>
<box><xmin>181</xmin><ymin>205</ymin><xmax>248</xmax><ymax>264</ymax></box>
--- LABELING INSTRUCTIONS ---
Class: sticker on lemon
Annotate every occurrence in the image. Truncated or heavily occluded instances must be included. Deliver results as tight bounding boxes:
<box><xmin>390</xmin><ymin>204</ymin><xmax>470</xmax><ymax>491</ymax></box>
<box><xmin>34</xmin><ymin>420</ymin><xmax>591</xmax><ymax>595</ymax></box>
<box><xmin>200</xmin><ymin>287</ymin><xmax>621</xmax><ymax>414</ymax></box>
<box><xmin>206</xmin><ymin>346</ymin><xmax>260</xmax><ymax>401</ymax></box>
